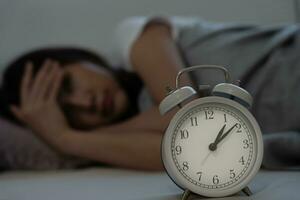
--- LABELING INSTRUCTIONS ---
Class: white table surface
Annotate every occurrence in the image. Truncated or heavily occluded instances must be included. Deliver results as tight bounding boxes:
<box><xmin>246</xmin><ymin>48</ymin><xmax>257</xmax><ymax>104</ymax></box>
<box><xmin>0</xmin><ymin>168</ymin><xmax>299</xmax><ymax>200</ymax></box>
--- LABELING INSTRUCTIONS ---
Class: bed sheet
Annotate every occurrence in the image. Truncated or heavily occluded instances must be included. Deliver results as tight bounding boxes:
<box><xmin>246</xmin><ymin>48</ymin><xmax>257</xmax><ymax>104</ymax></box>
<box><xmin>0</xmin><ymin>168</ymin><xmax>299</xmax><ymax>200</ymax></box>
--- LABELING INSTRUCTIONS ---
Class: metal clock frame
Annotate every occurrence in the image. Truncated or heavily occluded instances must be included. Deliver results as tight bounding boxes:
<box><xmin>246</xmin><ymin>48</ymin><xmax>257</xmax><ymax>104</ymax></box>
<box><xmin>161</xmin><ymin>96</ymin><xmax>263</xmax><ymax>198</ymax></box>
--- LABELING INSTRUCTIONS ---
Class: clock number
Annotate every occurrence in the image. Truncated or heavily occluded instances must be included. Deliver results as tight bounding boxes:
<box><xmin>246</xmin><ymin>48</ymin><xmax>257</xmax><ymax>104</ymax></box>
<box><xmin>243</xmin><ymin>139</ymin><xmax>249</xmax><ymax>149</ymax></box>
<box><xmin>229</xmin><ymin>169</ymin><xmax>236</xmax><ymax>179</ymax></box>
<box><xmin>212</xmin><ymin>175</ymin><xmax>219</xmax><ymax>185</ymax></box>
<box><xmin>196</xmin><ymin>172</ymin><xmax>202</xmax><ymax>181</ymax></box>
<box><xmin>224</xmin><ymin>114</ymin><xmax>227</xmax><ymax>123</ymax></box>
<box><xmin>182</xmin><ymin>162</ymin><xmax>189</xmax><ymax>171</ymax></box>
<box><xmin>239</xmin><ymin>156</ymin><xmax>245</xmax><ymax>165</ymax></box>
<box><xmin>235</xmin><ymin>123</ymin><xmax>242</xmax><ymax>133</ymax></box>
<box><xmin>180</xmin><ymin>130</ymin><xmax>189</xmax><ymax>139</ymax></box>
<box><xmin>175</xmin><ymin>145</ymin><xmax>182</xmax><ymax>155</ymax></box>
<box><xmin>205</xmin><ymin>110</ymin><xmax>214</xmax><ymax>120</ymax></box>
<box><xmin>190</xmin><ymin>117</ymin><xmax>198</xmax><ymax>126</ymax></box>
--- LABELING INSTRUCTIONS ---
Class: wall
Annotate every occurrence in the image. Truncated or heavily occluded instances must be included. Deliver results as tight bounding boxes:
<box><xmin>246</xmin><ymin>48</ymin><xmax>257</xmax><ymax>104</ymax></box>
<box><xmin>0</xmin><ymin>0</ymin><xmax>297</xmax><ymax>75</ymax></box>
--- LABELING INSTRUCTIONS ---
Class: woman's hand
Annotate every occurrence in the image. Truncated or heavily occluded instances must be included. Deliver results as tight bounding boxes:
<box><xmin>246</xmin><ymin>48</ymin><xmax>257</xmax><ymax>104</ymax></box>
<box><xmin>11</xmin><ymin>60</ymin><xmax>70</xmax><ymax>152</ymax></box>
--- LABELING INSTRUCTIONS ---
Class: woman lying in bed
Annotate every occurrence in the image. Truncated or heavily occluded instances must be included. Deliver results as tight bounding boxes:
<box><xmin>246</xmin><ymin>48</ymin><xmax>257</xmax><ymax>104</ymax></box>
<box><xmin>1</xmin><ymin>16</ymin><xmax>299</xmax><ymax>171</ymax></box>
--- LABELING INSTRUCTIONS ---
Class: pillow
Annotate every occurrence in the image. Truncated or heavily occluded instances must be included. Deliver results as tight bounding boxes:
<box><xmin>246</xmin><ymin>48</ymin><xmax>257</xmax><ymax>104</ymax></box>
<box><xmin>0</xmin><ymin>117</ymin><xmax>90</xmax><ymax>170</ymax></box>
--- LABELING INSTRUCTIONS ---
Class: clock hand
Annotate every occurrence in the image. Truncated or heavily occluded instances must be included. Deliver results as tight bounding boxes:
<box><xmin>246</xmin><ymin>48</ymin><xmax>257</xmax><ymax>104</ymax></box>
<box><xmin>215</xmin><ymin>123</ymin><xmax>238</xmax><ymax>146</ymax></box>
<box><xmin>201</xmin><ymin>151</ymin><xmax>212</xmax><ymax>166</ymax></box>
<box><xmin>214</xmin><ymin>124</ymin><xmax>226</xmax><ymax>144</ymax></box>
<box><xmin>209</xmin><ymin>124</ymin><xmax>226</xmax><ymax>151</ymax></box>
<box><xmin>204</xmin><ymin>124</ymin><xmax>227</xmax><ymax>164</ymax></box>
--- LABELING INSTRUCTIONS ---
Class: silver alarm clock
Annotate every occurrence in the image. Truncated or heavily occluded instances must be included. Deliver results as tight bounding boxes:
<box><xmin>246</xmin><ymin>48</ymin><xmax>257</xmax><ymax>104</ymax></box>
<box><xmin>159</xmin><ymin>65</ymin><xmax>263</xmax><ymax>199</ymax></box>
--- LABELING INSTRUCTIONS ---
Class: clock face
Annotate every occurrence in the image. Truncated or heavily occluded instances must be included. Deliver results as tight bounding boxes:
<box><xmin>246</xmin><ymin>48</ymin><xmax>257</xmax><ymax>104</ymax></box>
<box><xmin>162</xmin><ymin>97</ymin><xmax>263</xmax><ymax>197</ymax></box>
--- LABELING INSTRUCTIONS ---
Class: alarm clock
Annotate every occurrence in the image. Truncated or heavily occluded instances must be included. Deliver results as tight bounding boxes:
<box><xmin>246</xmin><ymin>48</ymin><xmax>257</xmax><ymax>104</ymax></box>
<box><xmin>159</xmin><ymin>65</ymin><xmax>263</xmax><ymax>199</ymax></box>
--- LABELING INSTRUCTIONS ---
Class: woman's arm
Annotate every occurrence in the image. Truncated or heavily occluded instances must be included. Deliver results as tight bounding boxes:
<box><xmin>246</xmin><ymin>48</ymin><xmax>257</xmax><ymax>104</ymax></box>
<box><xmin>61</xmin><ymin>104</ymin><xmax>177</xmax><ymax>171</ymax></box>
<box><xmin>63</xmin><ymin>128</ymin><xmax>164</xmax><ymax>171</ymax></box>
<box><xmin>130</xmin><ymin>21</ymin><xmax>193</xmax><ymax>104</ymax></box>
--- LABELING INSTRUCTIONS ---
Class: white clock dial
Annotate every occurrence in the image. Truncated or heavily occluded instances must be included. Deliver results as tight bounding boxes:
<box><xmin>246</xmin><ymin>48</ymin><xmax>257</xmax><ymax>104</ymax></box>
<box><xmin>162</xmin><ymin>96</ymin><xmax>263</xmax><ymax>197</ymax></box>
<box><xmin>171</xmin><ymin>103</ymin><xmax>255</xmax><ymax>189</ymax></box>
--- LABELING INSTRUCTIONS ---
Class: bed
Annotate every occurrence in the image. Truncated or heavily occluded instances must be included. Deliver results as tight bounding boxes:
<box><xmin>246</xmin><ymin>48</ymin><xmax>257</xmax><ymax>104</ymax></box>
<box><xmin>0</xmin><ymin>168</ymin><xmax>299</xmax><ymax>200</ymax></box>
<box><xmin>1</xmin><ymin>2</ymin><xmax>299</xmax><ymax>200</ymax></box>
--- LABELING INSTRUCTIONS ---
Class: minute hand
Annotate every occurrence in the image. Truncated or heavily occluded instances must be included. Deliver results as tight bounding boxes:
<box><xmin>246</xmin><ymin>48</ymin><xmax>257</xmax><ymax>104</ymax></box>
<box><xmin>215</xmin><ymin>123</ymin><xmax>238</xmax><ymax>145</ymax></box>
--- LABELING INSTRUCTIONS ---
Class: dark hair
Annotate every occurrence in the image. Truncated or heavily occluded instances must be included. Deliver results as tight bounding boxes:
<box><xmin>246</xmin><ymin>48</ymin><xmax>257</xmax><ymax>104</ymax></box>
<box><xmin>0</xmin><ymin>47</ymin><xmax>143</xmax><ymax>127</ymax></box>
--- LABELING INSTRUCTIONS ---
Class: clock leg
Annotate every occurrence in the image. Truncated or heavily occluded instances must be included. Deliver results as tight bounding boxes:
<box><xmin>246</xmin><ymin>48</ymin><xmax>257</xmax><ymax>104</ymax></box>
<box><xmin>181</xmin><ymin>189</ymin><xmax>191</xmax><ymax>200</ymax></box>
<box><xmin>242</xmin><ymin>186</ymin><xmax>252</xmax><ymax>196</ymax></box>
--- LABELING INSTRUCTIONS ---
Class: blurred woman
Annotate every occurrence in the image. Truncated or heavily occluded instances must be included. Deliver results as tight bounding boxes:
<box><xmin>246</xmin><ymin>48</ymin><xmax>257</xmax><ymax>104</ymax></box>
<box><xmin>1</xmin><ymin>16</ymin><xmax>299</xmax><ymax>170</ymax></box>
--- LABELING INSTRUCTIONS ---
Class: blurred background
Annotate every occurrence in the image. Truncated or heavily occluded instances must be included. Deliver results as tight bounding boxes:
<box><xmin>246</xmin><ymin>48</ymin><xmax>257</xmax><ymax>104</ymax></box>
<box><xmin>0</xmin><ymin>0</ymin><xmax>299</xmax><ymax>77</ymax></box>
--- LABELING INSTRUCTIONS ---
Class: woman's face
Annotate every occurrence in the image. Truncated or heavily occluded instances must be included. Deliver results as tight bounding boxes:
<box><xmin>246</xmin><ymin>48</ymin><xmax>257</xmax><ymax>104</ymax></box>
<box><xmin>60</xmin><ymin>62</ymin><xmax>129</xmax><ymax>129</ymax></box>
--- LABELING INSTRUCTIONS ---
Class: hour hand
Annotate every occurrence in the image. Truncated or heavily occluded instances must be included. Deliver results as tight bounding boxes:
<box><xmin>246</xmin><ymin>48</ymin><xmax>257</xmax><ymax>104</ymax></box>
<box><xmin>209</xmin><ymin>124</ymin><xmax>226</xmax><ymax>151</ymax></box>
<box><xmin>214</xmin><ymin>124</ymin><xmax>226</xmax><ymax>144</ymax></box>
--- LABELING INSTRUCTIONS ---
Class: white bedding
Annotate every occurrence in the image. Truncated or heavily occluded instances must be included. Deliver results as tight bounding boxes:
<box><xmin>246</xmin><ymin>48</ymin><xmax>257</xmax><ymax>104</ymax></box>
<box><xmin>0</xmin><ymin>168</ymin><xmax>299</xmax><ymax>200</ymax></box>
